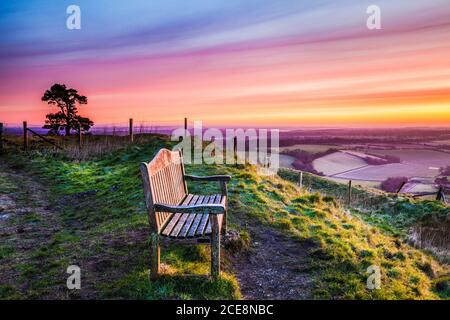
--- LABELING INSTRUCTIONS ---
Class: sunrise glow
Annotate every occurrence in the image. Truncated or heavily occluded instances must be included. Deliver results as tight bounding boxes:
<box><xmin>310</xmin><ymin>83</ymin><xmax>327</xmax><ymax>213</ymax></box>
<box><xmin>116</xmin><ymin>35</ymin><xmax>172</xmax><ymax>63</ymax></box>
<box><xmin>1</xmin><ymin>0</ymin><xmax>449</xmax><ymax>127</ymax></box>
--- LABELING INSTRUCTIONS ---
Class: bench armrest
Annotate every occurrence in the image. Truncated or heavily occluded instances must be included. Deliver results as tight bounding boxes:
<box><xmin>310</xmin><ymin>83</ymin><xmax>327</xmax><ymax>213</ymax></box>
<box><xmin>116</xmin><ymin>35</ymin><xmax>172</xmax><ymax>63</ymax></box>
<box><xmin>154</xmin><ymin>202</ymin><xmax>226</xmax><ymax>214</ymax></box>
<box><xmin>184</xmin><ymin>175</ymin><xmax>231</xmax><ymax>182</ymax></box>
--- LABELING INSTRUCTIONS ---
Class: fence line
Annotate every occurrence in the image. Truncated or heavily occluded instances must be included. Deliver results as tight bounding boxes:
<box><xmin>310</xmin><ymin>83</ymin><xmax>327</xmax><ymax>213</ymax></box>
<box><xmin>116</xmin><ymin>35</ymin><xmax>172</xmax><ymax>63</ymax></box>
<box><xmin>278</xmin><ymin>168</ymin><xmax>448</xmax><ymax>207</ymax></box>
<box><xmin>0</xmin><ymin>118</ymin><xmax>196</xmax><ymax>136</ymax></box>
<box><xmin>1</xmin><ymin>117</ymin><xmax>252</xmax><ymax>167</ymax></box>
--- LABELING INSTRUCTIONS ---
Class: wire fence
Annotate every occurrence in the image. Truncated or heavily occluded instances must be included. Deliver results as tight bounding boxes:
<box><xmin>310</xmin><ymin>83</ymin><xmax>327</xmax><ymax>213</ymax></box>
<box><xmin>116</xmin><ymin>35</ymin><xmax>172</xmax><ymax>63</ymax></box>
<box><xmin>0</xmin><ymin>118</ymin><xmax>193</xmax><ymax>159</ymax></box>
<box><xmin>0</xmin><ymin>119</ymin><xmax>189</xmax><ymax>136</ymax></box>
<box><xmin>277</xmin><ymin>168</ymin><xmax>448</xmax><ymax>209</ymax></box>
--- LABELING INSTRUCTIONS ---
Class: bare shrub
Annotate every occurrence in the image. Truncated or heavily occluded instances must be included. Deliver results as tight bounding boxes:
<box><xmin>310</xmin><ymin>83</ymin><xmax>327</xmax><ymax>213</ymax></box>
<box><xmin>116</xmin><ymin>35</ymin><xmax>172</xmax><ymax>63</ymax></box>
<box><xmin>409</xmin><ymin>221</ymin><xmax>450</xmax><ymax>262</ymax></box>
<box><xmin>286</xmin><ymin>148</ymin><xmax>338</xmax><ymax>176</ymax></box>
<box><xmin>440</xmin><ymin>166</ymin><xmax>450</xmax><ymax>176</ymax></box>
<box><xmin>363</xmin><ymin>154</ymin><xmax>401</xmax><ymax>165</ymax></box>
<box><xmin>380</xmin><ymin>176</ymin><xmax>408</xmax><ymax>193</ymax></box>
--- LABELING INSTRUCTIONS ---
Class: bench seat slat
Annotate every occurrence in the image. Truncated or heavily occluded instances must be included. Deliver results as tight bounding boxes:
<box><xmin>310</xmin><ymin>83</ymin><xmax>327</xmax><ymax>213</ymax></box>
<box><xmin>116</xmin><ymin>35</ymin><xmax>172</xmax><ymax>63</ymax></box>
<box><xmin>196</xmin><ymin>214</ymin><xmax>210</xmax><ymax>237</ymax></box>
<box><xmin>187</xmin><ymin>213</ymin><xmax>205</xmax><ymax>238</ymax></box>
<box><xmin>161</xmin><ymin>194</ymin><xmax>193</xmax><ymax>236</ymax></box>
<box><xmin>178</xmin><ymin>195</ymin><xmax>205</xmax><ymax>238</ymax></box>
<box><xmin>168</xmin><ymin>195</ymin><xmax>200</xmax><ymax>237</ymax></box>
<box><xmin>179</xmin><ymin>214</ymin><xmax>198</xmax><ymax>238</ymax></box>
<box><xmin>184</xmin><ymin>195</ymin><xmax>211</xmax><ymax>238</ymax></box>
<box><xmin>160</xmin><ymin>193</ymin><xmax>223</xmax><ymax>238</ymax></box>
<box><xmin>161</xmin><ymin>213</ymin><xmax>181</xmax><ymax>236</ymax></box>
<box><xmin>170</xmin><ymin>213</ymin><xmax>189</xmax><ymax>237</ymax></box>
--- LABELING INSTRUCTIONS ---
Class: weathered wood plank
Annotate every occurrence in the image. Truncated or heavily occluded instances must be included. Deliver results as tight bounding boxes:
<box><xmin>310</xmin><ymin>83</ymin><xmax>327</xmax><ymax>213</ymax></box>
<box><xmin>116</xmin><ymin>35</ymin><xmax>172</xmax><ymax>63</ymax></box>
<box><xmin>144</xmin><ymin>149</ymin><xmax>189</xmax><ymax>234</ymax></box>
<box><xmin>170</xmin><ymin>213</ymin><xmax>189</xmax><ymax>237</ymax></box>
<box><xmin>220</xmin><ymin>181</ymin><xmax>227</xmax><ymax>234</ymax></box>
<box><xmin>161</xmin><ymin>194</ymin><xmax>193</xmax><ymax>236</ymax></box>
<box><xmin>187</xmin><ymin>213</ymin><xmax>204</xmax><ymax>238</ymax></box>
<box><xmin>196</xmin><ymin>194</ymin><xmax>216</xmax><ymax>236</ymax></box>
<box><xmin>185</xmin><ymin>195</ymin><xmax>210</xmax><ymax>238</ymax></box>
<box><xmin>178</xmin><ymin>196</ymin><xmax>205</xmax><ymax>238</ymax></box>
<box><xmin>184</xmin><ymin>175</ymin><xmax>231</xmax><ymax>182</ymax></box>
<box><xmin>190</xmin><ymin>194</ymin><xmax>202</xmax><ymax>205</ymax></box>
<box><xmin>169</xmin><ymin>195</ymin><xmax>198</xmax><ymax>237</ymax></box>
<box><xmin>210</xmin><ymin>215</ymin><xmax>221</xmax><ymax>279</ymax></box>
<box><xmin>161</xmin><ymin>213</ymin><xmax>181</xmax><ymax>236</ymax></box>
<box><xmin>205</xmin><ymin>195</ymin><xmax>221</xmax><ymax>234</ymax></box>
<box><xmin>150</xmin><ymin>232</ymin><xmax>160</xmax><ymax>279</ymax></box>
<box><xmin>196</xmin><ymin>214</ymin><xmax>210</xmax><ymax>236</ymax></box>
<box><xmin>182</xmin><ymin>196</ymin><xmax>209</xmax><ymax>237</ymax></box>
<box><xmin>178</xmin><ymin>214</ymin><xmax>196</xmax><ymax>238</ymax></box>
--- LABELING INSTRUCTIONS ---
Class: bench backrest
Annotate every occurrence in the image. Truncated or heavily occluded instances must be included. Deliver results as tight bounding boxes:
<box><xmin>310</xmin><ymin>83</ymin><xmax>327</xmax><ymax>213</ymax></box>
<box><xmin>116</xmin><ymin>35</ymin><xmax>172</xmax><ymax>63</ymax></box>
<box><xmin>140</xmin><ymin>149</ymin><xmax>187</xmax><ymax>232</ymax></box>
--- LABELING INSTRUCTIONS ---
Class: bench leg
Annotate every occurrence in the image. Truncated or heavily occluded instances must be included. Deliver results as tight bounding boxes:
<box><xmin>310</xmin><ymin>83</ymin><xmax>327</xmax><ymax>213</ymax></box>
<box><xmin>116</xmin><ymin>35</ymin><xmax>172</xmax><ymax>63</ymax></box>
<box><xmin>210</xmin><ymin>215</ymin><xmax>221</xmax><ymax>279</ymax></box>
<box><xmin>222</xmin><ymin>210</ymin><xmax>227</xmax><ymax>235</ymax></box>
<box><xmin>150</xmin><ymin>232</ymin><xmax>160</xmax><ymax>280</ymax></box>
<box><xmin>221</xmin><ymin>181</ymin><xmax>228</xmax><ymax>236</ymax></box>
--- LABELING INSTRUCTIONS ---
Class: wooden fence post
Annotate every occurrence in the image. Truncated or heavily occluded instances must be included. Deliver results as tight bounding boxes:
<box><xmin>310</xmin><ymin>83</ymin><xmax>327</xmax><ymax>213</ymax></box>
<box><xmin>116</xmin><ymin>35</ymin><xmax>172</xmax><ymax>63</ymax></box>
<box><xmin>299</xmin><ymin>171</ymin><xmax>303</xmax><ymax>188</ymax></box>
<box><xmin>436</xmin><ymin>187</ymin><xmax>445</xmax><ymax>203</ymax></box>
<box><xmin>441</xmin><ymin>192</ymin><xmax>447</xmax><ymax>204</ymax></box>
<box><xmin>23</xmin><ymin>121</ymin><xmax>28</xmax><ymax>150</ymax></box>
<box><xmin>348</xmin><ymin>180</ymin><xmax>352</xmax><ymax>205</ymax></box>
<box><xmin>0</xmin><ymin>122</ymin><xmax>3</xmax><ymax>152</ymax></box>
<box><xmin>233</xmin><ymin>136</ymin><xmax>237</xmax><ymax>165</ymax></box>
<box><xmin>129</xmin><ymin>118</ymin><xmax>134</xmax><ymax>142</ymax></box>
<box><xmin>396</xmin><ymin>181</ymin><xmax>406</xmax><ymax>194</ymax></box>
<box><xmin>78</xmin><ymin>125</ymin><xmax>82</xmax><ymax>149</ymax></box>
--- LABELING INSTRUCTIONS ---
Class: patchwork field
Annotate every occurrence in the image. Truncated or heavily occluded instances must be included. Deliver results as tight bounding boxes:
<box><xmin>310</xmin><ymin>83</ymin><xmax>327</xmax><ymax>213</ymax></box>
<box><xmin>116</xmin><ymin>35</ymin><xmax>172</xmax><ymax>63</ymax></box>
<box><xmin>402</xmin><ymin>182</ymin><xmax>437</xmax><ymax>194</ymax></box>
<box><xmin>370</xmin><ymin>149</ymin><xmax>450</xmax><ymax>167</ymax></box>
<box><xmin>333</xmin><ymin>163</ymin><xmax>439</xmax><ymax>181</ymax></box>
<box><xmin>312</xmin><ymin>152</ymin><xmax>367</xmax><ymax>176</ymax></box>
<box><xmin>279</xmin><ymin>145</ymin><xmax>450</xmax><ymax>195</ymax></box>
<box><xmin>431</xmin><ymin>140</ymin><xmax>450</xmax><ymax>145</ymax></box>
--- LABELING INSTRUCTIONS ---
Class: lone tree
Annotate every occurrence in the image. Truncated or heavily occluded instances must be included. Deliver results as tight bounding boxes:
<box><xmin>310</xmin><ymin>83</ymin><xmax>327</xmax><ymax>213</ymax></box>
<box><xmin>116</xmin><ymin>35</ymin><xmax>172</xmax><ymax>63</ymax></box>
<box><xmin>41</xmin><ymin>83</ymin><xmax>94</xmax><ymax>135</ymax></box>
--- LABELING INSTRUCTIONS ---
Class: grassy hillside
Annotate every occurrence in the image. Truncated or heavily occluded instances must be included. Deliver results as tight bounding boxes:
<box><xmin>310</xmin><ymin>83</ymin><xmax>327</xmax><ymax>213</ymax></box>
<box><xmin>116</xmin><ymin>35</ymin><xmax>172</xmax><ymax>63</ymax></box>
<box><xmin>279</xmin><ymin>168</ymin><xmax>450</xmax><ymax>264</ymax></box>
<box><xmin>0</xmin><ymin>135</ymin><xmax>449</xmax><ymax>299</ymax></box>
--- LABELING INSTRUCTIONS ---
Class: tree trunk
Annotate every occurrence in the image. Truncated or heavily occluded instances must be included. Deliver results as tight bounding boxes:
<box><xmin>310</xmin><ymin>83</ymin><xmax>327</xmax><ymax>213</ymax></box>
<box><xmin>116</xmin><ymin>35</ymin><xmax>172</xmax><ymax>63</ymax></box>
<box><xmin>65</xmin><ymin>125</ymin><xmax>71</xmax><ymax>136</ymax></box>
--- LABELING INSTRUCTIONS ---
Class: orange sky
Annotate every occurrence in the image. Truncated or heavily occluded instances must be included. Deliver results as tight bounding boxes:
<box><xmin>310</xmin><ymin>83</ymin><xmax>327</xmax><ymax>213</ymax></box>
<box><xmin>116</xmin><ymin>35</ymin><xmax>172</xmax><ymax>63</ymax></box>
<box><xmin>1</xmin><ymin>1</ymin><xmax>450</xmax><ymax>127</ymax></box>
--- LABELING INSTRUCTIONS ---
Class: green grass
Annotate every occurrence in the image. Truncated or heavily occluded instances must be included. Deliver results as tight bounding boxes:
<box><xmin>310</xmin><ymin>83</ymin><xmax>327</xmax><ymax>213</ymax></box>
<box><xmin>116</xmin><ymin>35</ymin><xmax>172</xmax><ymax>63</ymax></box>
<box><xmin>279</xmin><ymin>168</ymin><xmax>449</xmax><ymax>233</ymax></box>
<box><xmin>1</xmin><ymin>135</ymin><xmax>241</xmax><ymax>299</ymax></box>
<box><xmin>0</xmin><ymin>245</ymin><xmax>15</xmax><ymax>260</ymax></box>
<box><xmin>1</xmin><ymin>135</ymin><xmax>449</xmax><ymax>299</ymax></box>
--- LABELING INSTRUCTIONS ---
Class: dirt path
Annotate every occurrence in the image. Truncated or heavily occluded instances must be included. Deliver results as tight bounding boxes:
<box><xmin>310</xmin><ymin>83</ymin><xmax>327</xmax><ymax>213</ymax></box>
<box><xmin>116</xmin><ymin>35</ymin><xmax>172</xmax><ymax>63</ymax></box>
<box><xmin>230</xmin><ymin>220</ymin><xmax>315</xmax><ymax>300</ymax></box>
<box><xmin>0</xmin><ymin>161</ymin><xmax>66</xmax><ymax>298</ymax></box>
<box><xmin>0</xmin><ymin>161</ymin><xmax>127</xmax><ymax>299</ymax></box>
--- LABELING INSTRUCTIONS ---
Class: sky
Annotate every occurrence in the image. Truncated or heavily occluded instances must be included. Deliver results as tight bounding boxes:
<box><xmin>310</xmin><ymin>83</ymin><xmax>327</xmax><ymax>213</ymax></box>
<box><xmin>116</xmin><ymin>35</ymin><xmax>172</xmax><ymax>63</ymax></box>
<box><xmin>0</xmin><ymin>0</ymin><xmax>449</xmax><ymax>127</ymax></box>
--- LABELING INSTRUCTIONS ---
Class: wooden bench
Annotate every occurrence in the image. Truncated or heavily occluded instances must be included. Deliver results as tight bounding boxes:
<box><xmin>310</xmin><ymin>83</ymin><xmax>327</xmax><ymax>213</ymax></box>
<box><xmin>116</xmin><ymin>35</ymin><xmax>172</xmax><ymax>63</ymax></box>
<box><xmin>140</xmin><ymin>148</ymin><xmax>231</xmax><ymax>279</ymax></box>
